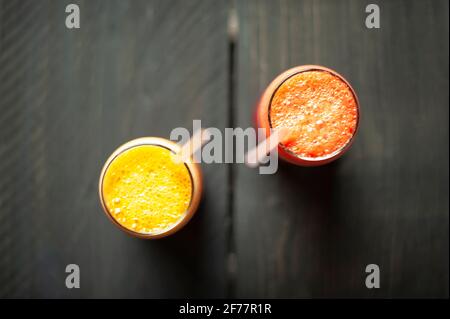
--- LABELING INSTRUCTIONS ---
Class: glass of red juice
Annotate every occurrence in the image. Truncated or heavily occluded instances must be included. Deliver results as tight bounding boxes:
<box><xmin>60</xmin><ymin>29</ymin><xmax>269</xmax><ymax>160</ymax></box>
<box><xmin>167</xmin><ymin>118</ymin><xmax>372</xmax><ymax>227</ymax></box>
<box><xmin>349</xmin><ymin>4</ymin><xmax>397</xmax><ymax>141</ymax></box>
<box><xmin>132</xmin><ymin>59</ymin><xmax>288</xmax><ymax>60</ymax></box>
<box><xmin>256</xmin><ymin>65</ymin><xmax>360</xmax><ymax>166</ymax></box>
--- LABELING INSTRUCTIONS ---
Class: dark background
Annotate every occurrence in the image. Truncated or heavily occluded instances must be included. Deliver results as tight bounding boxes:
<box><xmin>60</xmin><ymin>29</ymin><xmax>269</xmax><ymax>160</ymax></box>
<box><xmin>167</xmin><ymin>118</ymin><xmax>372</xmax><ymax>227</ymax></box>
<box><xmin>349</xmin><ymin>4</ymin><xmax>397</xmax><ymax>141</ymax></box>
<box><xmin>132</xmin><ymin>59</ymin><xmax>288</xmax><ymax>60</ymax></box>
<box><xmin>0</xmin><ymin>0</ymin><xmax>448</xmax><ymax>298</ymax></box>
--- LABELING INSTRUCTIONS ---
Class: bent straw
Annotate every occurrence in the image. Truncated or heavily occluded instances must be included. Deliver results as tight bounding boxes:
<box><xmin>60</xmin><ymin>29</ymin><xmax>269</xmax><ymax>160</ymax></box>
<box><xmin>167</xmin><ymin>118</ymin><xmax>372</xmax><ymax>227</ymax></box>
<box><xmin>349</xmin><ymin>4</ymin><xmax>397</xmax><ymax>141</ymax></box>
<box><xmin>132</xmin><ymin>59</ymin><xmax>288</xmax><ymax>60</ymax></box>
<box><xmin>245</xmin><ymin>127</ymin><xmax>293</xmax><ymax>168</ymax></box>
<box><xmin>173</xmin><ymin>129</ymin><xmax>210</xmax><ymax>163</ymax></box>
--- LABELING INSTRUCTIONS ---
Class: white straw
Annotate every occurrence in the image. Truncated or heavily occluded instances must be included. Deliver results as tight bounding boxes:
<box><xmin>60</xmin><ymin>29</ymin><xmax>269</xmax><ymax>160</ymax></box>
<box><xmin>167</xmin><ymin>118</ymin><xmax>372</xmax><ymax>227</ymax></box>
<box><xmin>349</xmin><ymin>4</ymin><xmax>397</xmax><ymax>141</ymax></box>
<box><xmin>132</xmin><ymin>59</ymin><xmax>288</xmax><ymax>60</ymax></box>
<box><xmin>245</xmin><ymin>127</ymin><xmax>291</xmax><ymax>168</ymax></box>
<box><xmin>173</xmin><ymin>129</ymin><xmax>209</xmax><ymax>163</ymax></box>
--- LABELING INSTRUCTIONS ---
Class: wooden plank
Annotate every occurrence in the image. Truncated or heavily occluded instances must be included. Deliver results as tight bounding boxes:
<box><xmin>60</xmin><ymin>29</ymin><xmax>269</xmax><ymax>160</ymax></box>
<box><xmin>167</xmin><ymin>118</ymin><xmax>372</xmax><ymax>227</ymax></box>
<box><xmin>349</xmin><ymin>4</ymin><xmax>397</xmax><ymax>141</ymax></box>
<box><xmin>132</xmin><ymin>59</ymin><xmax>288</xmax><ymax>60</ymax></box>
<box><xmin>234</xmin><ymin>0</ymin><xmax>449</xmax><ymax>297</ymax></box>
<box><xmin>0</xmin><ymin>0</ymin><xmax>229</xmax><ymax>298</ymax></box>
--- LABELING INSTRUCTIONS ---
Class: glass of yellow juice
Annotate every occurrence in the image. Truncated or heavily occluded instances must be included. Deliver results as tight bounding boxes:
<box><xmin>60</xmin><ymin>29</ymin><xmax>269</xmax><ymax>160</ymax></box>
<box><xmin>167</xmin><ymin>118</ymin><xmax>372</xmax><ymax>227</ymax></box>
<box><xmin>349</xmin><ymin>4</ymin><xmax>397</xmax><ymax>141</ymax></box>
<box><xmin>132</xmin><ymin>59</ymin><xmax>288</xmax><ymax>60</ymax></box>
<box><xmin>98</xmin><ymin>137</ymin><xmax>202</xmax><ymax>239</ymax></box>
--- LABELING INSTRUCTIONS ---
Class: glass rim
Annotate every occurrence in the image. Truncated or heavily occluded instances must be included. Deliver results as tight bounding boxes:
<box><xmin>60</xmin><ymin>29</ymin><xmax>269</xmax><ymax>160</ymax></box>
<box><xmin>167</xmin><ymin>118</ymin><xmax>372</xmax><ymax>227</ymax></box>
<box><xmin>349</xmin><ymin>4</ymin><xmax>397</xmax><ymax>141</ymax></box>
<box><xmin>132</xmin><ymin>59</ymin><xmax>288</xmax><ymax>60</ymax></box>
<box><xmin>98</xmin><ymin>137</ymin><xmax>202</xmax><ymax>239</ymax></box>
<box><xmin>263</xmin><ymin>65</ymin><xmax>361</xmax><ymax>164</ymax></box>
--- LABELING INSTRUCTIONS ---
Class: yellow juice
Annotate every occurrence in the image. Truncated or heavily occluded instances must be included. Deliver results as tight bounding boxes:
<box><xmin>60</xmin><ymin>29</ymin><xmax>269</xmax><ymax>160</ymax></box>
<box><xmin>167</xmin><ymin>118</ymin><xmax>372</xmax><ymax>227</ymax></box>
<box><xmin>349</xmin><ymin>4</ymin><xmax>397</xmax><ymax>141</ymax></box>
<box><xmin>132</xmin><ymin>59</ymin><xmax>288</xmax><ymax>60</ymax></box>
<box><xmin>101</xmin><ymin>145</ymin><xmax>193</xmax><ymax>235</ymax></box>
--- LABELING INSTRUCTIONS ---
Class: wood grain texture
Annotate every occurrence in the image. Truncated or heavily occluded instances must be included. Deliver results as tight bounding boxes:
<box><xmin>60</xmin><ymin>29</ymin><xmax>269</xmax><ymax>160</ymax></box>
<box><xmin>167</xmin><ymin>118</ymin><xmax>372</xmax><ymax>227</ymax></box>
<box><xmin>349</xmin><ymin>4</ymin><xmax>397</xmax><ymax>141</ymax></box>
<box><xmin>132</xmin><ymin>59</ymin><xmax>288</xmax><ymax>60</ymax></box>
<box><xmin>0</xmin><ymin>0</ymin><xmax>229</xmax><ymax>298</ymax></box>
<box><xmin>233</xmin><ymin>0</ymin><xmax>449</xmax><ymax>298</ymax></box>
<box><xmin>0</xmin><ymin>0</ymin><xmax>448</xmax><ymax>299</ymax></box>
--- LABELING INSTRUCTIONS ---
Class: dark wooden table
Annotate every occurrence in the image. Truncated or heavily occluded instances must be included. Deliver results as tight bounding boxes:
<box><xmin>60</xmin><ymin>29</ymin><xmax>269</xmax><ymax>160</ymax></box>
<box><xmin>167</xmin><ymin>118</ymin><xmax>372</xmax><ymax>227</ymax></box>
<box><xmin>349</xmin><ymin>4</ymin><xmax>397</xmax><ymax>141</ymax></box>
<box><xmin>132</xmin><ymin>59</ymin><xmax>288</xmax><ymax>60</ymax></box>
<box><xmin>0</xmin><ymin>0</ymin><xmax>448</xmax><ymax>298</ymax></box>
